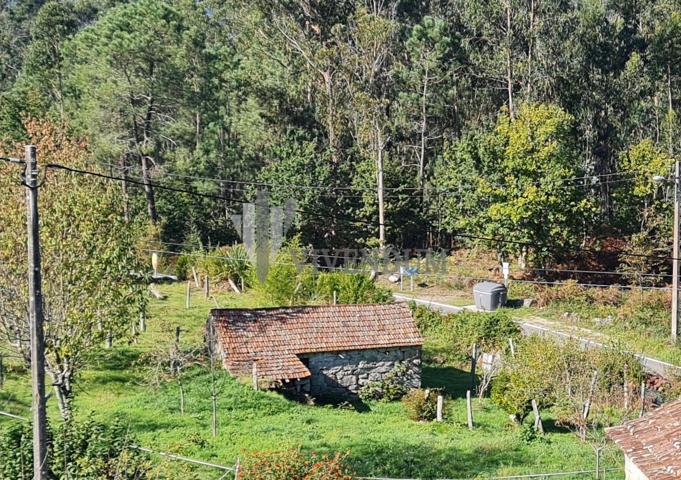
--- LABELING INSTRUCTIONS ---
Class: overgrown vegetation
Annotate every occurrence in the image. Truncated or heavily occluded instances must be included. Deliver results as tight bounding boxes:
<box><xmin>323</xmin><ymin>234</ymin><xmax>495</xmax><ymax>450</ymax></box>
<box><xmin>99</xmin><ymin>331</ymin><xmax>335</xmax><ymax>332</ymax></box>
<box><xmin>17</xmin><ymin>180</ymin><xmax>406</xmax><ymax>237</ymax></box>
<box><xmin>401</xmin><ymin>388</ymin><xmax>442</xmax><ymax>422</ymax></box>
<box><xmin>0</xmin><ymin>284</ymin><xmax>625</xmax><ymax>478</ymax></box>
<box><xmin>491</xmin><ymin>336</ymin><xmax>644</xmax><ymax>439</ymax></box>
<box><xmin>412</xmin><ymin>305</ymin><xmax>521</xmax><ymax>365</ymax></box>
<box><xmin>0</xmin><ymin>416</ymin><xmax>150</xmax><ymax>480</ymax></box>
<box><xmin>358</xmin><ymin>363</ymin><xmax>411</xmax><ymax>402</ymax></box>
<box><xmin>237</xmin><ymin>449</ymin><xmax>353</xmax><ymax>480</ymax></box>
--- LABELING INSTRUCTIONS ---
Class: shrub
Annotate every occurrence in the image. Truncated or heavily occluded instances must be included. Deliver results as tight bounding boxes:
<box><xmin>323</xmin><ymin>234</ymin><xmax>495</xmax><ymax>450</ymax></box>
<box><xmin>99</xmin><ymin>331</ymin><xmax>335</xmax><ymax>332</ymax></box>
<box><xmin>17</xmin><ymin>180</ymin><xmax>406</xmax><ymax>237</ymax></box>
<box><xmin>263</xmin><ymin>243</ymin><xmax>391</xmax><ymax>306</ymax></box>
<box><xmin>359</xmin><ymin>363</ymin><xmax>410</xmax><ymax>402</ymax></box>
<box><xmin>175</xmin><ymin>254</ymin><xmax>191</xmax><ymax>280</ymax></box>
<box><xmin>402</xmin><ymin>388</ymin><xmax>441</xmax><ymax>421</ymax></box>
<box><xmin>0</xmin><ymin>416</ymin><xmax>150</xmax><ymax>480</ymax></box>
<box><xmin>237</xmin><ymin>448</ymin><xmax>352</xmax><ymax>480</ymax></box>
<box><xmin>412</xmin><ymin>305</ymin><xmax>520</xmax><ymax>364</ymax></box>
<box><xmin>616</xmin><ymin>290</ymin><xmax>670</xmax><ymax>333</ymax></box>
<box><xmin>533</xmin><ymin>280</ymin><xmax>591</xmax><ymax>308</ymax></box>
<box><xmin>196</xmin><ymin>245</ymin><xmax>255</xmax><ymax>287</ymax></box>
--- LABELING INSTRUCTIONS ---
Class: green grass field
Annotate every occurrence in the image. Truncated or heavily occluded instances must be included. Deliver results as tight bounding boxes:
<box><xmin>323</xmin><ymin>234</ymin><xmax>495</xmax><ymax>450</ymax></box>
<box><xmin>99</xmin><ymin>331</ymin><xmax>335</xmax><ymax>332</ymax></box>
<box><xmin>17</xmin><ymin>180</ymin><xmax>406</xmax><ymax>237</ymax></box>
<box><xmin>0</xmin><ymin>283</ymin><xmax>624</xmax><ymax>479</ymax></box>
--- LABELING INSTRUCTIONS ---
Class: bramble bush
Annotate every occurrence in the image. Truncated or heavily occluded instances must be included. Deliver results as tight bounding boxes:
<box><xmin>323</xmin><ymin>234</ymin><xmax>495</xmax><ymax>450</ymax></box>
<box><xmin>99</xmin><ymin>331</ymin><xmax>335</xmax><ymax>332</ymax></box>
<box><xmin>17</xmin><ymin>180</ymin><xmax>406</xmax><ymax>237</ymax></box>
<box><xmin>359</xmin><ymin>363</ymin><xmax>411</xmax><ymax>402</ymax></box>
<box><xmin>0</xmin><ymin>416</ymin><xmax>150</xmax><ymax>480</ymax></box>
<box><xmin>411</xmin><ymin>305</ymin><xmax>520</xmax><ymax>364</ymax></box>
<box><xmin>401</xmin><ymin>388</ymin><xmax>442</xmax><ymax>421</ymax></box>
<box><xmin>491</xmin><ymin>336</ymin><xmax>643</xmax><ymax>435</ymax></box>
<box><xmin>237</xmin><ymin>448</ymin><xmax>352</xmax><ymax>480</ymax></box>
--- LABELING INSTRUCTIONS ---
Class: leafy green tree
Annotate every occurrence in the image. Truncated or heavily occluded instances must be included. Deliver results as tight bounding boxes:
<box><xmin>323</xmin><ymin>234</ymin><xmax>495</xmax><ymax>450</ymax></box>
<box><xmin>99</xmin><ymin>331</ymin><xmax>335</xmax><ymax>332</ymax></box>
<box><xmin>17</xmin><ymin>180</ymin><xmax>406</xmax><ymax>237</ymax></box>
<box><xmin>0</xmin><ymin>120</ymin><xmax>147</xmax><ymax>419</ymax></box>
<box><xmin>435</xmin><ymin>103</ymin><xmax>597</xmax><ymax>266</ymax></box>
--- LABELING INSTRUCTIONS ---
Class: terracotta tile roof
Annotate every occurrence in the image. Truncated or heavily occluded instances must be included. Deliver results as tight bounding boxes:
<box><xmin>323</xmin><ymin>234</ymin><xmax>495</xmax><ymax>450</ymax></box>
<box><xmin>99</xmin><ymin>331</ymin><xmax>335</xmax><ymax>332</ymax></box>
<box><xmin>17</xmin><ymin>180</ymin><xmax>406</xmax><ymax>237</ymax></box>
<box><xmin>605</xmin><ymin>398</ymin><xmax>681</xmax><ymax>480</ymax></box>
<box><xmin>210</xmin><ymin>303</ymin><xmax>423</xmax><ymax>381</ymax></box>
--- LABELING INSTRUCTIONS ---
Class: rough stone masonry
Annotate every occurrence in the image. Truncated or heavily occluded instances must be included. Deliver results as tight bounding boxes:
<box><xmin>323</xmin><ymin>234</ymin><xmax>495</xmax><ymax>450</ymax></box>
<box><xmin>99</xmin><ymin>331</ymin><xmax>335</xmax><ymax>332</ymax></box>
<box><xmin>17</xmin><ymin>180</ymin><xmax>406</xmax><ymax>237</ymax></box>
<box><xmin>302</xmin><ymin>346</ymin><xmax>422</xmax><ymax>397</ymax></box>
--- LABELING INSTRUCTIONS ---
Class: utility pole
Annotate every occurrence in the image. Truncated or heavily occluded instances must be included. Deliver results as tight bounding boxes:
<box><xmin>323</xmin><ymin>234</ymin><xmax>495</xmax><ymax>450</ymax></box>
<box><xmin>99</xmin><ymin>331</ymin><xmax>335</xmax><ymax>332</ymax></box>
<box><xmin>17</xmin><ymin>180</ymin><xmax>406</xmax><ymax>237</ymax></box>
<box><xmin>672</xmin><ymin>160</ymin><xmax>679</xmax><ymax>342</ymax></box>
<box><xmin>653</xmin><ymin>161</ymin><xmax>680</xmax><ymax>342</ymax></box>
<box><xmin>25</xmin><ymin>145</ymin><xmax>48</xmax><ymax>479</ymax></box>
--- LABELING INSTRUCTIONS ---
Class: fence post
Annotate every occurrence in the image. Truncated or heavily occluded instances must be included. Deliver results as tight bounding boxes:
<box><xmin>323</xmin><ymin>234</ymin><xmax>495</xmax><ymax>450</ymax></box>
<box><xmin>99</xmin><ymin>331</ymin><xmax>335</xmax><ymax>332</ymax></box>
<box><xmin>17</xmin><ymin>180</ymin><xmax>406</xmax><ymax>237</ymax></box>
<box><xmin>594</xmin><ymin>447</ymin><xmax>602</xmax><ymax>480</ymax></box>
<box><xmin>204</xmin><ymin>276</ymin><xmax>210</xmax><ymax>299</ymax></box>
<box><xmin>252</xmin><ymin>362</ymin><xmax>259</xmax><ymax>391</ymax></box>
<box><xmin>532</xmin><ymin>399</ymin><xmax>544</xmax><ymax>434</ymax></box>
<box><xmin>186</xmin><ymin>281</ymin><xmax>191</xmax><ymax>309</ymax></box>
<box><xmin>436</xmin><ymin>395</ymin><xmax>443</xmax><ymax>422</ymax></box>
<box><xmin>508</xmin><ymin>338</ymin><xmax>516</xmax><ymax>357</ymax></box>
<box><xmin>623</xmin><ymin>363</ymin><xmax>629</xmax><ymax>411</ymax></box>
<box><xmin>192</xmin><ymin>267</ymin><xmax>200</xmax><ymax>287</ymax></box>
<box><xmin>466</xmin><ymin>390</ymin><xmax>474</xmax><ymax>430</ymax></box>
<box><xmin>470</xmin><ymin>343</ymin><xmax>479</xmax><ymax>391</ymax></box>
<box><xmin>639</xmin><ymin>381</ymin><xmax>646</xmax><ymax>417</ymax></box>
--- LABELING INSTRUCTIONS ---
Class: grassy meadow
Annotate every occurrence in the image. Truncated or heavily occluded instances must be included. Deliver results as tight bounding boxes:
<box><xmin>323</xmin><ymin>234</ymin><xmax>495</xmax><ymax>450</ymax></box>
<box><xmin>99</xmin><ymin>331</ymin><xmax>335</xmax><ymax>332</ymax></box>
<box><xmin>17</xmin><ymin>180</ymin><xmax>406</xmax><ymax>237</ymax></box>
<box><xmin>0</xmin><ymin>283</ymin><xmax>624</xmax><ymax>479</ymax></box>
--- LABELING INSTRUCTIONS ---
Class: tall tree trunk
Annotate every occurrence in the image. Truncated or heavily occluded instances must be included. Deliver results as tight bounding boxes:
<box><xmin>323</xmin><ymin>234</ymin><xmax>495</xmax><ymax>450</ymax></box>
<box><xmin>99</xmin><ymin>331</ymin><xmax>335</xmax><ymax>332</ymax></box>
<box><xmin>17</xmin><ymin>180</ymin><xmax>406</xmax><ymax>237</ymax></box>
<box><xmin>668</xmin><ymin>63</ymin><xmax>674</xmax><ymax>155</ymax></box>
<box><xmin>140</xmin><ymin>153</ymin><xmax>158</xmax><ymax>224</ymax></box>
<box><xmin>526</xmin><ymin>0</ymin><xmax>535</xmax><ymax>99</ymax></box>
<box><xmin>505</xmin><ymin>0</ymin><xmax>515</xmax><ymax>119</ymax></box>
<box><xmin>120</xmin><ymin>155</ymin><xmax>129</xmax><ymax>222</ymax></box>
<box><xmin>419</xmin><ymin>68</ymin><xmax>429</xmax><ymax>191</ymax></box>
<box><xmin>323</xmin><ymin>70</ymin><xmax>340</xmax><ymax>163</ymax></box>
<box><xmin>376</xmin><ymin>128</ymin><xmax>386</xmax><ymax>250</ymax></box>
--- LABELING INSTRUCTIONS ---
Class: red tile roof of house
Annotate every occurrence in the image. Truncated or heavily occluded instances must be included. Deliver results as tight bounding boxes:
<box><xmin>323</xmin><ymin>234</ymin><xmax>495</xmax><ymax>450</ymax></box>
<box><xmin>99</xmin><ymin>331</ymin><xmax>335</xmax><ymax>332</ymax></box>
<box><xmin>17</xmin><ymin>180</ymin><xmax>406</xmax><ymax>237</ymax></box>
<box><xmin>210</xmin><ymin>303</ymin><xmax>423</xmax><ymax>381</ymax></box>
<box><xmin>605</xmin><ymin>398</ymin><xmax>681</xmax><ymax>480</ymax></box>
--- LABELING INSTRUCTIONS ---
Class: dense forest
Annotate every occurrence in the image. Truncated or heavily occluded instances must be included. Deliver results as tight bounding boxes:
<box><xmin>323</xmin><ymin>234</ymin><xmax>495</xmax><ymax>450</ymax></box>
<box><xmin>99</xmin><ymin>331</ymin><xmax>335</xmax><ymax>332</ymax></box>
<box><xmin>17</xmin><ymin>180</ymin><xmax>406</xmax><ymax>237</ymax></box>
<box><xmin>2</xmin><ymin>0</ymin><xmax>680</xmax><ymax>270</ymax></box>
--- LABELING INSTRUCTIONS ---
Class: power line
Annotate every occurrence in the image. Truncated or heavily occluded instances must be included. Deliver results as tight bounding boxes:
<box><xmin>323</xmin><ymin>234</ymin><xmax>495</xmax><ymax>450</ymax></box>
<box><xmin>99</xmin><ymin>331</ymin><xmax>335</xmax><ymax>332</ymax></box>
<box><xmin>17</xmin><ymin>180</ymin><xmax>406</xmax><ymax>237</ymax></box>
<box><xmin>100</xmin><ymin>161</ymin><xmax>639</xmax><ymax>196</ymax></box>
<box><xmin>46</xmin><ymin>163</ymin><xmax>387</xmax><ymax>230</ymax></box>
<box><xmin>452</xmin><ymin>233</ymin><xmax>678</xmax><ymax>262</ymax></box>
<box><xmin>48</xmin><ymin>162</ymin><xmax>678</xmax><ymax>263</ymax></box>
<box><xmin>46</xmin><ymin>163</ymin><xmax>246</xmax><ymax>207</ymax></box>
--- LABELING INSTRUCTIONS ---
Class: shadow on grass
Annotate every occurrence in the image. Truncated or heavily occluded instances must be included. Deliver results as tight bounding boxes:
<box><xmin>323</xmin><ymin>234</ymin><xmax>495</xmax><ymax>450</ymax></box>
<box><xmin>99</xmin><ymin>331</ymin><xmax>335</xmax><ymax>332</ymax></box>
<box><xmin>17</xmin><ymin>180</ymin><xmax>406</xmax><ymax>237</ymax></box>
<box><xmin>341</xmin><ymin>440</ymin><xmax>540</xmax><ymax>479</ymax></box>
<box><xmin>422</xmin><ymin>365</ymin><xmax>471</xmax><ymax>398</ymax></box>
<box><xmin>90</xmin><ymin>347</ymin><xmax>143</xmax><ymax>372</ymax></box>
<box><xmin>311</xmin><ymin>395</ymin><xmax>371</xmax><ymax>413</ymax></box>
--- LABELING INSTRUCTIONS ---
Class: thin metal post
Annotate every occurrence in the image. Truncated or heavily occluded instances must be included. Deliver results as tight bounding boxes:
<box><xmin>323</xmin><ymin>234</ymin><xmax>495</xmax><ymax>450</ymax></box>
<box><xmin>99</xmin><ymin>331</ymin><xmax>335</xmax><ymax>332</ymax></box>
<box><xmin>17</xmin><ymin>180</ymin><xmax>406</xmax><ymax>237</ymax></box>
<box><xmin>25</xmin><ymin>145</ymin><xmax>48</xmax><ymax>479</ymax></box>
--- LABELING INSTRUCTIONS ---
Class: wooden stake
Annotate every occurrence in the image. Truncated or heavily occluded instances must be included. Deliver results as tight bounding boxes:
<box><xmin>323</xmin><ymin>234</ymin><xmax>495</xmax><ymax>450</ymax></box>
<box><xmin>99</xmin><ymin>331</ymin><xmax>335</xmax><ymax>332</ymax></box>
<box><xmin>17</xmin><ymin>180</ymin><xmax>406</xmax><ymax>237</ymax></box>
<box><xmin>185</xmin><ymin>281</ymin><xmax>191</xmax><ymax>309</ymax></box>
<box><xmin>0</xmin><ymin>353</ymin><xmax>4</xmax><ymax>388</ymax></box>
<box><xmin>234</xmin><ymin>458</ymin><xmax>240</xmax><ymax>480</ymax></box>
<box><xmin>139</xmin><ymin>311</ymin><xmax>146</xmax><ymax>333</ymax></box>
<box><xmin>204</xmin><ymin>275</ymin><xmax>210</xmax><ymax>299</ymax></box>
<box><xmin>207</xmin><ymin>319</ymin><xmax>218</xmax><ymax>437</ymax></box>
<box><xmin>333</xmin><ymin>290</ymin><xmax>337</xmax><ymax>305</ymax></box>
<box><xmin>469</xmin><ymin>343</ymin><xmax>479</xmax><ymax>391</ymax></box>
<box><xmin>252</xmin><ymin>362</ymin><xmax>259</xmax><ymax>391</ymax></box>
<box><xmin>436</xmin><ymin>395</ymin><xmax>443</xmax><ymax>422</ymax></box>
<box><xmin>639</xmin><ymin>381</ymin><xmax>646</xmax><ymax>417</ymax></box>
<box><xmin>531</xmin><ymin>399</ymin><xmax>544</xmax><ymax>434</ymax></box>
<box><xmin>623</xmin><ymin>364</ymin><xmax>629</xmax><ymax>410</ymax></box>
<box><xmin>192</xmin><ymin>267</ymin><xmax>200</xmax><ymax>287</ymax></box>
<box><xmin>508</xmin><ymin>338</ymin><xmax>516</xmax><ymax>357</ymax></box>
<box><xmin>466</xmin><ymin>390</ymin><xmax>474</xmax><ymax>429</ymax></box>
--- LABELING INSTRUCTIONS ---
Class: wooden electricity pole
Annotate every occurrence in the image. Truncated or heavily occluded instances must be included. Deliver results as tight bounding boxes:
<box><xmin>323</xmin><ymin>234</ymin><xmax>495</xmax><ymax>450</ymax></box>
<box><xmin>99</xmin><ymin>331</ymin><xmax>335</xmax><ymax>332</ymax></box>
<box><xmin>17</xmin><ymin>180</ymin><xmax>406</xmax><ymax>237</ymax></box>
<box><xmin>25</xmin><ymin>145</ymin><xmax>48</xmax><ymax>479</ymax></box>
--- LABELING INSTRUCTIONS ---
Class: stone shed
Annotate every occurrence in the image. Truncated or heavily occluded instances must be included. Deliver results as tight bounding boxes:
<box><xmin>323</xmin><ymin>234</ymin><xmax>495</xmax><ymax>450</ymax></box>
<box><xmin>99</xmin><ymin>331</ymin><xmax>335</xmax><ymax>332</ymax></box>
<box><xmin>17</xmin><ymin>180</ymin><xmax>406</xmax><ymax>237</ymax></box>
<box><xmin>605</xmin><ymin>398</ymin><xmax>681</xmax><ymax>480</ymax></box>
<box><xmin>209</xmin><ymin>303</ymin><xmax>423</xmax><ymax>398</ymax></box>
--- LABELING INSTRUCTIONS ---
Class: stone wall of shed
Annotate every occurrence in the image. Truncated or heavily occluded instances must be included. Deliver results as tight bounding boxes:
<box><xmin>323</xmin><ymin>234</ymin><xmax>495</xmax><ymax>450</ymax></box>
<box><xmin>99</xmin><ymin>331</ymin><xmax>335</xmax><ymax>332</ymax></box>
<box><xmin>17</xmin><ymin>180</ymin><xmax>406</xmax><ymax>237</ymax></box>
<box><xmin>304</xmin><ymin>347</ymin><xmax>421</xmax><ymax>398</ymax></box>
